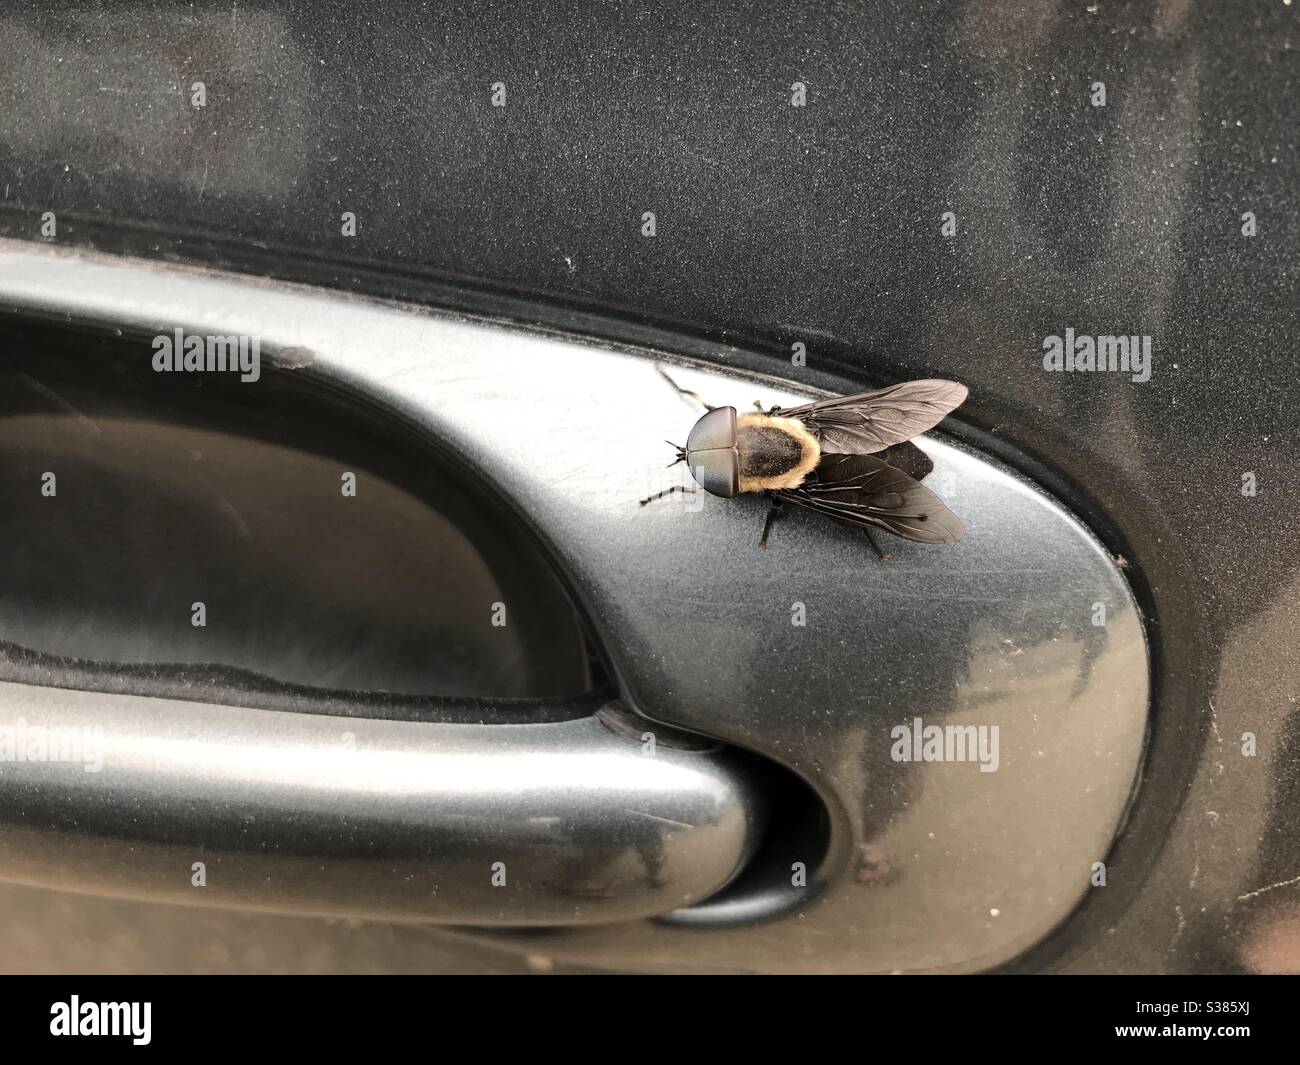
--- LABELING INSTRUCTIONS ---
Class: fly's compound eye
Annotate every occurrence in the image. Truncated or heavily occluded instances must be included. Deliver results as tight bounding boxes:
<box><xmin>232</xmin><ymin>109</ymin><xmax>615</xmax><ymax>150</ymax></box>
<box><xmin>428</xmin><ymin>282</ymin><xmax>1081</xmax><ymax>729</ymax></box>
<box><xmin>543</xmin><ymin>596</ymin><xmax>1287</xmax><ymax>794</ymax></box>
<box><xmin>685</xmin><ymin>406</ymin><xmax>739</xmax><ymax>498</ymax></box>
<box><xmin>688</xmin><ymin>449</ymin><xmax>740</xmax><ymax>497</ymax></box>
<box><xmin>686</xmin><ymin>405</ymin><xmax>737</xmax><ymax>453</ymax></box>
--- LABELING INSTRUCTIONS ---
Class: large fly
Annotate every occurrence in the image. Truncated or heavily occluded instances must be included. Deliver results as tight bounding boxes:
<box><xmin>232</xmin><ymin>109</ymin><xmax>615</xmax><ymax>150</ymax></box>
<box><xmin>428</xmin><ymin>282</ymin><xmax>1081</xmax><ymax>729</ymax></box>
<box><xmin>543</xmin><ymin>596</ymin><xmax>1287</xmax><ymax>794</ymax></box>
<box><xmin>641</xmin><ymin>366</ymin><xmax>968</xmax><ymax>559</ymax></box>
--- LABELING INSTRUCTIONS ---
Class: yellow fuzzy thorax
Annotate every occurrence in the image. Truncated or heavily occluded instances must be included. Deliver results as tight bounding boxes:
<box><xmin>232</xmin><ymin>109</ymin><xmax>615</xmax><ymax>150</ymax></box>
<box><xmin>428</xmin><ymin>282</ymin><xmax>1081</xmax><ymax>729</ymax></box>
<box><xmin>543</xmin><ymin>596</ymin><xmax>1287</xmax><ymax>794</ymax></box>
<box><xmin>736</xmin><ymin>413</ymin><xmax>821</xmax><ymax>492</ymax></box>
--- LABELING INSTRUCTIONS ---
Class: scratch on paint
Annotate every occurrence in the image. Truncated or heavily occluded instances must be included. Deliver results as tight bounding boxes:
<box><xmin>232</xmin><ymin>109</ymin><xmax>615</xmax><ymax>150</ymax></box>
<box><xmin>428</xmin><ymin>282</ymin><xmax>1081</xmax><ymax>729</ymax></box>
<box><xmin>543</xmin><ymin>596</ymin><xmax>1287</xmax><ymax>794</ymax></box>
<box><xmin>623</xmin><ymin>809</ymin><xmax>692</xmax><ymax>830</ymax></box>
<box><xmin>1237</xmin><ymin>873</ymin><xmax>1300</xmax><ymax>902</ymax></box>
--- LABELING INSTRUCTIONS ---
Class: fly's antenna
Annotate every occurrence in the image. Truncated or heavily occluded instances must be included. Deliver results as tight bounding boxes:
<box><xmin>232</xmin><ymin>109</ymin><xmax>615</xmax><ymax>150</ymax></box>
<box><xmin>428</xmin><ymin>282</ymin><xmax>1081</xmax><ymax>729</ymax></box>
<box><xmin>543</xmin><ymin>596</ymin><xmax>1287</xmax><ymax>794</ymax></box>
<box><xmin>655</xmin><ymin>364</ymin><xmax>716</xmax><ymax>411</ymax></box>
<box><xmin>665</xmin><ymin>441</ymin><xmax>686</xmax><ymax>467</ymax></box>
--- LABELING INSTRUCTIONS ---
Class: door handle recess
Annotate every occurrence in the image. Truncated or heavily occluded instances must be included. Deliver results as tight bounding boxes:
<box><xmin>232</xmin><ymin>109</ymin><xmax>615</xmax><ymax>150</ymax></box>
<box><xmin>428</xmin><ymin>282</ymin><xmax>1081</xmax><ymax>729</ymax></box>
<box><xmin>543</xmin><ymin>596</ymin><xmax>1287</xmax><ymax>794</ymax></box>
<box><xmin>0</xmin><ymin>240</ymin><xmax>1149</xmax><ymax>972</ymax></box>
<box><xmin>0</xmin><ymin>675</ymin><xmax>766</xmax><ymax>925</ymax></box>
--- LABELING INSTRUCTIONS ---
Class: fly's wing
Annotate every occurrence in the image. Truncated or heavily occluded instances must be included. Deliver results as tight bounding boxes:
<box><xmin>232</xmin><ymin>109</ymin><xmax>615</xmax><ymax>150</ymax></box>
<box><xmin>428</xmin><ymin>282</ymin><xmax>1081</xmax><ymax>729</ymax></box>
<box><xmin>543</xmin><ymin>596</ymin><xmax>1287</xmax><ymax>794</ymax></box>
<box><xmin>774</xmin><ymin>454</ymin><xmax>965</xmax><ymax>544</ymax></box>
<box><xmin>776</xmin><ymin>379</ymin><xmax>967</xmax><ymax>455</ymax></box>
<box><xmin>876</xmin><ymin>440</ymin><xmax>933</xmax><ymax>483</ymax></box>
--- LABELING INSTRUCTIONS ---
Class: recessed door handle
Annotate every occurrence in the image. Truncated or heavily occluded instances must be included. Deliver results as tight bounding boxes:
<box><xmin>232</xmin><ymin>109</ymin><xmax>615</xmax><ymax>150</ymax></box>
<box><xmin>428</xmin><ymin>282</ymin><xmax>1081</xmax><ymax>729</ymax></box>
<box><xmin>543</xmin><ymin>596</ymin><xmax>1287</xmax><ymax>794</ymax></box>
<box><xmin>0</xmin><ymin>240</ymin><xmax>1150</xmax><ymax>971</ymax></box>
<box><xmin>0</xmin><ymin>669</ymin><xmax>766</xmax><ymax>925</ymax></box>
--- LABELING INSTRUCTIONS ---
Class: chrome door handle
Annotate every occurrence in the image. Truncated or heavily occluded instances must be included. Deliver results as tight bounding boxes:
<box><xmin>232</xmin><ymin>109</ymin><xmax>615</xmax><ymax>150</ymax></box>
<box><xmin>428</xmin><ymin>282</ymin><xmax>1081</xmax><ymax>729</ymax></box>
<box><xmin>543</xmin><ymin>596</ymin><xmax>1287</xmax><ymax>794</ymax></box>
<box><xmin>0</xmin><ymin>666</ymin><xmax>764</xmax><ymax>925</ymax></box>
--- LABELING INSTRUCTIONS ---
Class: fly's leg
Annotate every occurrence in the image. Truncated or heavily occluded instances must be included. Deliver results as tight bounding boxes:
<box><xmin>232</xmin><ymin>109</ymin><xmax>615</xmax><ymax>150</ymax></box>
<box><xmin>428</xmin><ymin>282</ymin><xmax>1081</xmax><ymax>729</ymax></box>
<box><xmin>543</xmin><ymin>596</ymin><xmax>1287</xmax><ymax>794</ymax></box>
<box><xmin>639</xmin><ymin>485</ymin><xmax>699</xmax><ymax>507</ymax></box>
<box><xmin>655</xmin><ymin>365</ymin><xmax>716</xmax><ymax>411</ymax></box>
<box><xmin>759</xmin><ymin>495</ymin><xmax>783</xmax><ymax>548</ymax></box>
<box><xmin>864</xmin><ymin>529</ymin><xmax>890</xmax><ymax>562</ymax></box>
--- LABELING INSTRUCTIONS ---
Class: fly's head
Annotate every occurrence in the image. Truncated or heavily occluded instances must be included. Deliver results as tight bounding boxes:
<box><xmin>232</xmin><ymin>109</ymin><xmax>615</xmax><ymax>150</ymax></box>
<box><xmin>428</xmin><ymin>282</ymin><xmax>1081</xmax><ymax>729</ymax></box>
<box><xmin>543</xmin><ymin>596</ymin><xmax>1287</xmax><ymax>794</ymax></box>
<box><xmin>681</xmin><ymin>405</ymin><xmax>739</xmax><ymax>498</ymax></box>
